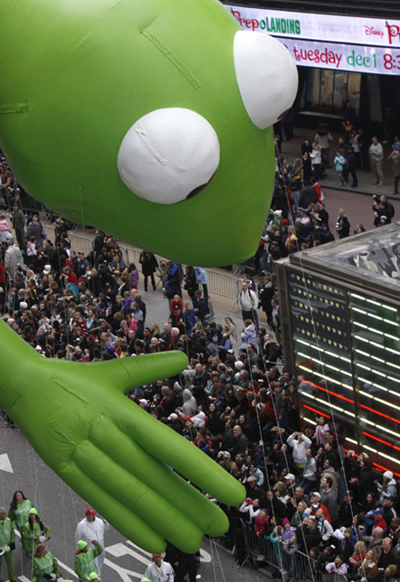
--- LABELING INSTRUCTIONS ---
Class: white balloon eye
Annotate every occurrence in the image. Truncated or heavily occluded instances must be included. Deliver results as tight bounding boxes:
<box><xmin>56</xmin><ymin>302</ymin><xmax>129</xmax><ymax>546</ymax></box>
<box><xmin>234</xmin><ymin>31</ymin><xmax>298</xmax><ymax>130</ymax></box>
<box><xmin>117</xmin><ymin>108</ymin><xmax>220</xmax><ymax>204</ymax></box>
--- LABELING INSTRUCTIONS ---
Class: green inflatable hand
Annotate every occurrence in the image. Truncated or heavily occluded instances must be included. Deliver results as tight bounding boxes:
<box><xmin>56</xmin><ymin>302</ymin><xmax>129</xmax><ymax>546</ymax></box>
<box><xmin>0</xmin><ymin>320</ymin><xmax>245</xmax><ymax>553</ymax></box>
<box><xmin>0</xmin><ymin>0</ymin><xmax>297</xmax><ymax>267</ymax></box>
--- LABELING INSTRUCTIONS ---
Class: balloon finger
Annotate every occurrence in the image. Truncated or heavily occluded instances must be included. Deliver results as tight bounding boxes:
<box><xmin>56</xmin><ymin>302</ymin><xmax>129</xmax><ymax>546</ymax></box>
<box><xmin>115</xmin><ymin>395</ymin><xmax>246</xmax><ymax>506</ymax></box>
<box><xmin>90</xmin><ymin>417</ymin><xmax>229</xmax><ymax>536</ymax></box>
<box><xmin>72</xmin><ymin>439</ymin><xmax>204</xmax><ymax>553</ymax></box>
<box><xmin>59</xmin><ymin>462</ymin><xmax>165</xmax><ymax>553</ymax></box>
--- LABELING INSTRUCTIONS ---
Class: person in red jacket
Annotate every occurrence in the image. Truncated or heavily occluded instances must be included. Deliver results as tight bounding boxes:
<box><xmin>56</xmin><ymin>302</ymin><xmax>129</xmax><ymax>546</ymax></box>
<box><xmin>255</xmin><ymin>509</ymin><xmax>270</xmax><ymax>537</ymax></box>
<box><xmin>308</xmin><ymin>491</ymin><xmax>332</xmax><ymax>524</ymax></box>
<box><xmin>310</xmin><ymin>177</ymin><xmax>322</xmax><ymax>202</ymax></box>
<box><xmin>62</xmin><ymin>266</ymin><xmax>77</xmax><ymax>284</ymax></box>
<box><xmin>373</xmin><ymin>508</ymin><xmax>387</xmax><ymax>531</ymax></box>
<box><xmin>170</xmin><ymin>294</ymin><xmax>183</xmax><ymax>315</ymax></box>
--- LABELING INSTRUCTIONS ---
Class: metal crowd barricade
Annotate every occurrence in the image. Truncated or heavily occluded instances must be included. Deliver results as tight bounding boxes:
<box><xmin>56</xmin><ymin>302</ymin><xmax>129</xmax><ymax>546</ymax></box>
<box><xmin>43</xmin><ymin>224</ymin><xmax>239</xmax><ymax>308</ymax></box>
<box><xmin>223</xmin><ymin>509</ymin><xmax>324</xmax><ymax>580</ymax></box>
<box><xmin>206</xmin><ymin>268</ymin><xmax>237</xmax><ymax>305</ymax></box>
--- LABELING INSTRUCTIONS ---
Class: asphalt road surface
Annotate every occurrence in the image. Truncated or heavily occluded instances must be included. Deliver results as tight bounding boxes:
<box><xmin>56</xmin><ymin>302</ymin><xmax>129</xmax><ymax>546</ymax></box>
<box><xmin>322</xmin><ymin>187</ymin><xmax>400</xmax><ymax>236</ymax></box>
<box><xmin>0</xmin><ymin>414</ymin><xmax>269</xmax><ymax>582</ymax></box>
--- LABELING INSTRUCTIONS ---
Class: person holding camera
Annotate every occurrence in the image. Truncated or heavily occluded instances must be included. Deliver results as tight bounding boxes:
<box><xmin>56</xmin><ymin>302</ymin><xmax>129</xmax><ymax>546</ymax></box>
<box><xmin>372</xmin><ymin>195</ymin><xmax>395</xmax><ymax>227</ymax></box>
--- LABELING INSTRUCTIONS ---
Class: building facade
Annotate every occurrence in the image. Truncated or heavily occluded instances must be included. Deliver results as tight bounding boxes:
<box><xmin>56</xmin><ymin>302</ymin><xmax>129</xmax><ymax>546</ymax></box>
<box><xmin>275</xmin><ymin>224</ymin><xmax>400</xmax><ymax>476</ymax></box>
<box><xmin>222</xmin><ymin>1</ymin><xmax>400</xmax><ymax>132</ymax></box>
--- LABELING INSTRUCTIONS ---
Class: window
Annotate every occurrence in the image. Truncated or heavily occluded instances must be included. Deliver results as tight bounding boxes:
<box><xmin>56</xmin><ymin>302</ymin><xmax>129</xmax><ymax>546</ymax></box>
<box><xmin>300</xmin><ymin>69</ymin><xmax>361</xmax><ymax>116</ymax></box>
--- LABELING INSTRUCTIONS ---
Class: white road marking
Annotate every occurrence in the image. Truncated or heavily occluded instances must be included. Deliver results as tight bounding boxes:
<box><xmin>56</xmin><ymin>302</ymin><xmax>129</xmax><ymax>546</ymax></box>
<box><xmin>125</xmin><ymin>539</ymin><xmax>211</xmax><ymax>563</ymax></box>
<box><xmin>126</xmin><ymin>540</ymin><xmax>153</xmax><ymax>558</ymax></box>
<box><xmin>104</xmin><ymin>557</ymin><xmax>144</xmax><ymax>581</ymax></box>
<box><xmin>106</xmin><ymin>542</ymin><xmax>151</xmax><ymax>567</ymax></box>
<box><xmin>0</xmin><ymin>453</ymin><xmax>13</xmax><ymax>473</ymax></box>
<box><xmin>199</xmin><ymin>548</ymin><xmax>211</xmax><ymax>563</ymax></box>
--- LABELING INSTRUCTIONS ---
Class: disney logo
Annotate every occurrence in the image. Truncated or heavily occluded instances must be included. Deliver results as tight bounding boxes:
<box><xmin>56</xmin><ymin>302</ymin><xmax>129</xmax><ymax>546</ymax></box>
<box><xmin>364</xmin><ymin>25</ymin><xmax>384</xmax><ymax>37</ymax></box>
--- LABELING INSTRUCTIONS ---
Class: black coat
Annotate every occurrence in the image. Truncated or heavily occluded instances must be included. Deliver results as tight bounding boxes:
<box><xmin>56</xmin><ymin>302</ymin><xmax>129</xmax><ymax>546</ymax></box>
<box><xmin>139</xmin><ymin>252</ymin><xmax>158</xmax><ymax>275</ymax></box>
<box><xmin>299</xmin><ymin>186</ymin><xmax>316</xmax><ymax>209</ymax></box>
<box><xmin>296</xmin><ymin>525</ymin><xmax>322</xmax><ymax>553</ymax></box>
<box><xmin>357</xmin><ymin>467</ymin><xmax>376</xmax><ymax>500</ymax></box>
<box><xmin>338</xmin><ymin>500</ymin><xmax>359</xmax><ymax>528</ymax></box>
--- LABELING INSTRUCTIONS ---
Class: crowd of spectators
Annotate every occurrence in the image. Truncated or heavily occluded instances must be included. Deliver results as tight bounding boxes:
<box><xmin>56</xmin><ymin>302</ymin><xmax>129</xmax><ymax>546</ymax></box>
<box><xmin>0</xmin><ymin>210</ymin><xmax>399</xmax><ymax>580</ymax></box>
<box><xmin>275</xmin><ymin>103</ymin><xmax>400</xmax><ymax>194</ymax></box>
<box><xmin>267</xmin><ymin>127</ymin><xmax>396</xmax><ymax>257</ymax></box>
<box><xmin>1</xmin><ymin>144</ymin><xmax>399</xmax><ymax>582</ymax></box>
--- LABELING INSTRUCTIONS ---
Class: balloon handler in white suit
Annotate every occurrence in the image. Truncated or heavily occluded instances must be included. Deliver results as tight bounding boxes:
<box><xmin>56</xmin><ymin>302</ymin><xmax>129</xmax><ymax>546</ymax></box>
<box><xmin>75</xmin><ymin>509</ymin><xmax>109</xmax><ymax>575</ymax></box>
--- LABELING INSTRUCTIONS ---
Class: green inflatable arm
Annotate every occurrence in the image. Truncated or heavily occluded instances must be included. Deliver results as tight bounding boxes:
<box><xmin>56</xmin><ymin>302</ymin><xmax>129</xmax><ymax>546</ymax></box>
<box><xmin>0</xmin><ymin>0</ymin><xmax>297</xmax><ymax>267</ymax></box>
<box><xmin>0</xmin><ymin>320</ymin><xmax>245</xmax><ymax>553</ymax></box>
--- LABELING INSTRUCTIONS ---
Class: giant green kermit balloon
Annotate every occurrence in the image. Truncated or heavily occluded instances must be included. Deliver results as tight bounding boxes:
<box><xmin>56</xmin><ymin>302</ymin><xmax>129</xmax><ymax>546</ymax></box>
<box><xmin>0</xmin><ymin>0</ymin><xmax>298</xmax><ymax>554</ymax></box>
<box><xmin>0</xmin><ymin>319</ymin><xmax>244</xmax><ymax>553</ymax></box>
<box><xmin>0</xmin><ymin>0</ymin><xmax>297</xmax><ymax>267</ymax></box>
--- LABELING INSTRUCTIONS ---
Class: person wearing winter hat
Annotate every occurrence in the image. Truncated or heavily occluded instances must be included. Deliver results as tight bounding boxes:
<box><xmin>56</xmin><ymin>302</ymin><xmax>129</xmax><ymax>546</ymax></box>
<box><xmin>382</xmin><ymin>496</ymin><xmax>397</xmax><ymax>528</ymax></box>
<box><xmin>21</xmin><ymin>508</ymin><xmax>50</xmax><ymax>558</ymax></box>
<box><xmin>144</xmin><ymin>554</ymin><xmax>174</xmax><ymax>582</ymax></box>
<box><xmin>75</xmin><ymin>510</ymin><xmax>109</xmax><ymax>576</ymax></box>
<box><xmin>373</xmin><ymin>508</ymin><xmax>387</xmax><ymax>532</ymax></box>
<box><xmin>376</xmin><ymin>471</ymin><xmax>397</xmax><ymax>505</ymax></box>
<box><xmin>89</xmin><ymin>574</ymin><xmax>99</xmax><ymax>581</ymax></box>
<box><xmin>74</xmin><ymin>539</ymin><xmax>103</xmax><ymax>582</ymax></box>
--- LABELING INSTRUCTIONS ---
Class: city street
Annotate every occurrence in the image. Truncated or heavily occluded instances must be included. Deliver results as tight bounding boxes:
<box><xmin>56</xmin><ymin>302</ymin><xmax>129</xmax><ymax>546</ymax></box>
<box><xmin>0</xmin><ymin>289</ymin><xmax>268</xmax><ymax>582</ymax></box>
<box><xmin>0</xmin><ymin>403</ymin><xmax>270</xmax><ymax>582</ymax></box>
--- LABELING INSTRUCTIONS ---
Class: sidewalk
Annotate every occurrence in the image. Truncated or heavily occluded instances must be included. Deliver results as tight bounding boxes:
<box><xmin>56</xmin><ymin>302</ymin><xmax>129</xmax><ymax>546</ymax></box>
<box><xmin>40</xmin><ymin>222</ymin><xmax>270</xmax><ymax>333</ymax></box>
<box><xmin>280</xmin><ymin>127</ymin><xmax>399</xmax><ymax>199</ymax></box>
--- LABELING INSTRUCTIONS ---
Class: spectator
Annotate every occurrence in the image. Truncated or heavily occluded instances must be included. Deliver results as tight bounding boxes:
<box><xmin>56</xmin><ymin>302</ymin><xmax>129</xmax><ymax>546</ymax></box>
<box><xmin>27</xmin><ymin>214</ymin><xmax>41</xmax><ymax>245</ymax></box>
<box><xmin>388</xmin><ymin>149</ymin><xmax>400</xmax><ymax>194</ymax></box>
<box><xmin>310</xmin><ymin>142</ymin><xmax>323</xmax><ymax>180</ymax></box>
<box><xmin>347</xmin><ymin>146</ymin><xmax>358</xmax><ymax>188</ymax></box>
<box><xmin>315</xmin><ymin>124</ymin><xmax>333</xmax><ymax>169</ymax></box>
<box><xmin>320</xmin><ymin>476</ymin><xmax>338</xmax><ymax>525</ymax></box>
<box><xmin>296</xmin><ymin>517</ymin><xmax>322</xmax><ymax>553</ymax></box>
<box><xmin>299</xmin><ymin>448</ymin><xmax>318</xmax><ymax>494</ymax></box>
<box><xmin>338</xmin><ymin>490</ymin><xmax>358</xmax><ymax>528</ymax></box>
<box><xmin>12</xmin><ymin>203</ymin><xmax>25</xmax><ymax>249</ymax></box>
<box><xmin>358</xmin><ymin>549</ymin><xmax>379</xmax><ymax>582</ymax></box>
<box><xmin>315</xmin><ymin>508</ymin><xmax>333</xmax><ymax>542</ymax></box>
<box><xmin>194</xmin><ymin>267</ymin><xmax>208</xmax><ymax>298</ymax></box>
<box><xmin>357</xmin><ymin>128</ymin><xmax>370</xmax><ymax>171</ymax></box>
<box><xmin>139</xmin><ymin>251</ymin><xmax>158</xmax><ymax>292</ymax></box>
<box><xmin>298</xmin><ymin>182</ymin><xmax>316</xmax><ymax>209</ymax></box>
<box><xmin>4</xmin><ymin>238</ymin><xmax>23</xmax><ymax>282</ymax></box>
<box><xmin>382</xmin><ymin>497</ymin><xmax>397</xmax><ymax>528</ymax></box>
<box><xmin>287</xmin><ymin>431</ymin><xmax>311</xmax><ymax>475</ymax></box>
<box><xmin>376</xmin><ymin>471</ymin><xmax>397</xmax><ymax>504</ymax></box>
<box><xmin>336</xmin><ymin>208</ymin><xmax>351</xmax><ymax>239</ymax></box>
<box><xmin>333</xmin><ymin>151</ymin><xmax>347</xmax><ymax>187</ymax></box>
<box><xmin>238</xmin><ymin>282</ymin><xmax>258</xmax><ymax>326</ymax></box>
<box><xmin>377</xmin><ymin>538</ymin><xmax>398</xmax><ymax>581</ymax></box>
<box><xmin>325</xmin><ymin>554</ymin><xmax>349</xmax><ymax>581</ymax></box>
<box><xmin>369</xmin><ymin>137</ymin><xmax>384</xmax><ymax>186</ymax></box>
<box><xmin>192</xmin><ymin>290</ymin><xmax>209</xmax><ymax>324</ymax></box>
